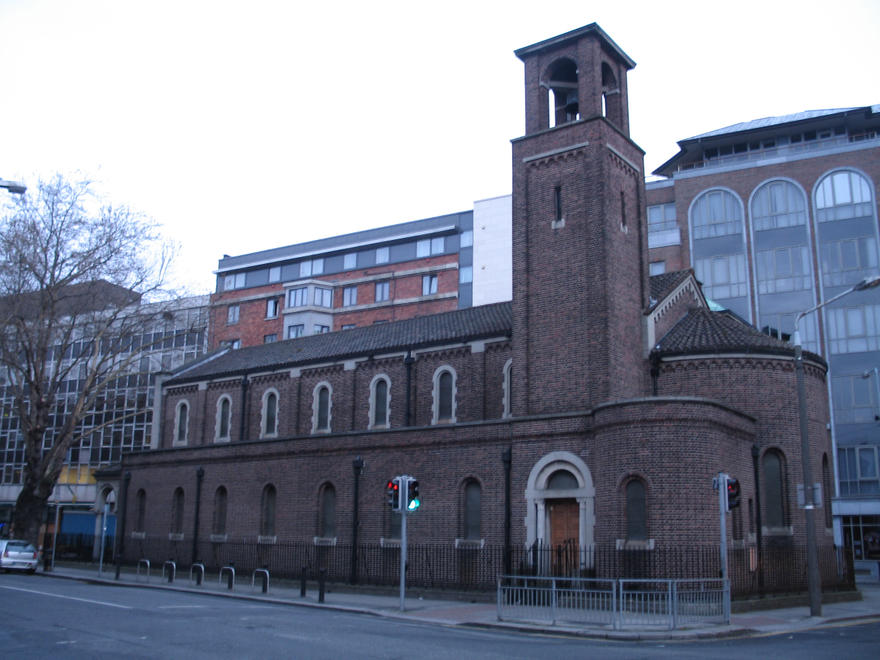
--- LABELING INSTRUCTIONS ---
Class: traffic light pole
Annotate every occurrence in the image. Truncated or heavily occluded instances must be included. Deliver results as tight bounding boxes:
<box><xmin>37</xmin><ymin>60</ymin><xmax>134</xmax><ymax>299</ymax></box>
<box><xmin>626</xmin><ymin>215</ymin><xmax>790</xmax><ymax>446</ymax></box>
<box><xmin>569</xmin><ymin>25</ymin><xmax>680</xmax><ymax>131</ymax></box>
<box><xmin>717</xmin><ymin>472</ymin><xmax>728</xmax><ymax>582</ymax></box>
<box><xmin>399</xmin><ymin>477</ymin><xmax>409</xmax><ymax>612</ymax></box>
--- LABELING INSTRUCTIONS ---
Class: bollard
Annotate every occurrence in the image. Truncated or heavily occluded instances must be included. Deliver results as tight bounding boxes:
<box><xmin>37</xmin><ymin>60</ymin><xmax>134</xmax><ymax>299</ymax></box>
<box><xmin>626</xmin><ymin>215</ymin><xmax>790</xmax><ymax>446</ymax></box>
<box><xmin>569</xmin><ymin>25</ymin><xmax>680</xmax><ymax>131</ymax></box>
<box><xmin>300</xmin><ymin>566</ymin><xmax>307</xmax><ymax>597</ymax></box>
<box><xmin>318</xmin><ymin>567</ymin><xmax>327</xmax><ymax>603</ymax></box>
<box><xmin>252</xmin><ymin>566</ymin><xmax>269</xmax><ymax>594</ymax></box>
<box><xmin>164</xmin><ymin>559</ymin><xmax>176</xmax><ymax>583</ymax></box>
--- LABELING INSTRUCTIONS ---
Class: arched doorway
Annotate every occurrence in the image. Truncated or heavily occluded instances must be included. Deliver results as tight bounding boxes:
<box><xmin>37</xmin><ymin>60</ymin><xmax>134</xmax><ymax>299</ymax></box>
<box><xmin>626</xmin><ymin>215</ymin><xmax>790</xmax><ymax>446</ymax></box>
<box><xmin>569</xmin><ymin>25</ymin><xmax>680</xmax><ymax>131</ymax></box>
<box><xmin>525</xmin><ymin>452</ymin><xmax>595</xmax><ymax>574</ymax></box>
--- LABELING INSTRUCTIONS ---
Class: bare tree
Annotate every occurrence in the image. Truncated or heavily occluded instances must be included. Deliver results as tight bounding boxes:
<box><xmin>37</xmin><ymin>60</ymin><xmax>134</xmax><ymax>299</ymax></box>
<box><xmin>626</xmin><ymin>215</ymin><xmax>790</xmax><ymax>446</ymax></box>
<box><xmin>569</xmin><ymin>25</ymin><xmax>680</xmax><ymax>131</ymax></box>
<box><xmin>0</xmin><ymin>175</ymin><xmax>176</xmax><ymax>545</ymax></box>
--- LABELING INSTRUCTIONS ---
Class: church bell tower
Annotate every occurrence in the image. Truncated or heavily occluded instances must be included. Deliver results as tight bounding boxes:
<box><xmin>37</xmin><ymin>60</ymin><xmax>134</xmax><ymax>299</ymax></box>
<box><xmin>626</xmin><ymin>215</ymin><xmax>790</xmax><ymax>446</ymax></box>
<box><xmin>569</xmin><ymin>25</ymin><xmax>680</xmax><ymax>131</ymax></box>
<box><xmin>510</xmin><ymin>24</ymin><xmax>649</xmax><ymax>416</ymax></box>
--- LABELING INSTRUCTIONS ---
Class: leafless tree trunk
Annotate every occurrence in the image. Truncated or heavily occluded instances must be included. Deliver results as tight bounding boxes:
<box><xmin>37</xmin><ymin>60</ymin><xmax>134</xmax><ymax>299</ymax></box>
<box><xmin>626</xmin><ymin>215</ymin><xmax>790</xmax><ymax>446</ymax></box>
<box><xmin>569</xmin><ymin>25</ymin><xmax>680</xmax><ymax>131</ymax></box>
<box><xmin>0</xmin><ymin>175</ymin><xmax>178</xmax><ymax>545</ymax></box>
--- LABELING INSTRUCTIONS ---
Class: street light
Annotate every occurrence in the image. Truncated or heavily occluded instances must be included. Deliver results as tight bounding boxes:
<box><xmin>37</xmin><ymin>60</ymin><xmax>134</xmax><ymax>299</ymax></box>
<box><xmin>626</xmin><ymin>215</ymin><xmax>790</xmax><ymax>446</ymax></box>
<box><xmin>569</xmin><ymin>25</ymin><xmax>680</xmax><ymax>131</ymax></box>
<box><xmin>0</xmin><ymin>178</ymin><xmax>26</xmax><ymax>194</ymax></box>
<box><xmin>793</xmin><ymin>274</ymin><xmax>880</xmax><ymax>617</ymax></box>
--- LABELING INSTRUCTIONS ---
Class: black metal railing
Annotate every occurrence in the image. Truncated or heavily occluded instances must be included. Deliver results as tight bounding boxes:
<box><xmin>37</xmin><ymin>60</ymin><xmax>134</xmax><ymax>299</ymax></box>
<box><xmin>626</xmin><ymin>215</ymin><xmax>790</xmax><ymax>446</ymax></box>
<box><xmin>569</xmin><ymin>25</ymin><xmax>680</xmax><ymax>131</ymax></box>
<box><xmin>85</xmin><ymin>536</ymin><xmax>854</xmax><ymax>598</ymax></box>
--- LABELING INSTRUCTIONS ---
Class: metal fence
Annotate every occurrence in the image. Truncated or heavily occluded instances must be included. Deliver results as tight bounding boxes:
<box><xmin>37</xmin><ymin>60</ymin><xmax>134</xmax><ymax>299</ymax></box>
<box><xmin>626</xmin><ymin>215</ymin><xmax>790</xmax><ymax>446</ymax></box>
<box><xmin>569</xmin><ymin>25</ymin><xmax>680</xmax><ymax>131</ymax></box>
<box><xmin>497</xmin><ymin>576</ymin><xmax>729</xmax><ymax>630</ymax></box>
<box><xmin>108</xmin><ymin>536</ymin><xmax>853</xmax><ymax>598</ymax></box>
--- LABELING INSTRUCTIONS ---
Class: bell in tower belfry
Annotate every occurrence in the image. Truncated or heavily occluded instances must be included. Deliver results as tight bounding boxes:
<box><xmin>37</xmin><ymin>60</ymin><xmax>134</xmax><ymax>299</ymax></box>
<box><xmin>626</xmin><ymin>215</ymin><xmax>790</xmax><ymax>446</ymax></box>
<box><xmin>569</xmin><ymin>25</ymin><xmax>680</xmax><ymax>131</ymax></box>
<box><xmin>510</xmin><ymin>24</ymin><xmax>648</xmax><ymax>416</ymax></box>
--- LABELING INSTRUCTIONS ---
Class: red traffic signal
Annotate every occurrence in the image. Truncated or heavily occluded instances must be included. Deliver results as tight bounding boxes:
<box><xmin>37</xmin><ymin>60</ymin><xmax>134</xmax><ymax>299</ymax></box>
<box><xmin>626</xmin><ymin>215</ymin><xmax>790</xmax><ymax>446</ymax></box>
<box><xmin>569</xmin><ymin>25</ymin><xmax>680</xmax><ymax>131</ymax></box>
<box><xmin>726</xmin><ymin>477</ymin><xmax>741</xmax><ymax>511</ymax></box>
<box><xmin>385</xmin><ymin>478</ymin><xmax>401</xmax><ymax>510</ymax></box>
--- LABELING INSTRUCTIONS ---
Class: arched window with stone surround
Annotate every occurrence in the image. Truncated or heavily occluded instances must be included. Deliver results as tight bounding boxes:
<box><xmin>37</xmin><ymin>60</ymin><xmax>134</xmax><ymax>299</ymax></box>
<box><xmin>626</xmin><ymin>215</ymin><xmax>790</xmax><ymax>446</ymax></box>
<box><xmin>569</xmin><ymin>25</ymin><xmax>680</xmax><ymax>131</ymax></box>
<box><xmin>762</xmin><ymin>449</ymin><xmax>788</xmax><ymax>529</ymax></box>
<box><xmin>174</xmin><ymin>401</ymin><xmax>189</xmax><ymax>445</ymax></box>
<box><xmin>216</xmin><ymin>395</ymin><xmax>232</xmax><ymax>442</ymax></box>
<box><xmin>432</xmin><ymin>366</ymin><xmax>457</xmax><ymax>424</ymax></box>
<box><xmin>312</xmin><ymin>382</ymin><xmax>332</xmax><ymax>433</ymax></box>
<box><xmin>369</xmin><ymin>375</ymin><xmax>390</xmax><ymax>429</ymax></box>
<box><xmin>261</xmin><ymin>389</ymin><xmax>279</xmax><ymax>438</ymax></box>
<box><xmin>625</xmin><ymin>478</ymin><xmax>647</xmax><ymax>542</ymax></box>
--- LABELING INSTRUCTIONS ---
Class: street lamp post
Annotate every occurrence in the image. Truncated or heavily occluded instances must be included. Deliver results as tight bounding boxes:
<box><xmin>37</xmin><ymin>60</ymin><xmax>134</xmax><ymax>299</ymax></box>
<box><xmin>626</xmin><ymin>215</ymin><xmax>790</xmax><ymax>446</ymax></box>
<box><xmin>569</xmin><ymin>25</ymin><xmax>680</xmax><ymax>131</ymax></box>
<box><xmin>793</xmin><ymin>274</ymin><xmax>880</xmax><ymax>617</ymax></box>
<box><xmin>0</xmin><ymin>178</ymin><xmax>26</xmax><ymax>194</ymax></box>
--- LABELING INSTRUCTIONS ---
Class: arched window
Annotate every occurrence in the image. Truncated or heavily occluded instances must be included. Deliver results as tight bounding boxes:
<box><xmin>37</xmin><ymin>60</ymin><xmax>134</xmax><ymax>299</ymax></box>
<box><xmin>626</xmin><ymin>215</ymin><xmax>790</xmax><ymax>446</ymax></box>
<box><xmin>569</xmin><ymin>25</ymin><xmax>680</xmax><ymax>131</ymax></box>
<box><xmin>171</xmin><ymin>487</ymin><xmax>184</xmax><ymax>535</ymax></box>
<box><xmin>752</xmin><ymin>179</ymin><xmax>808</xmax><ymax>231</ymax></box>
<box><xmin>690</xmin><ymin>188</ymin><xmax>750</xmax><ymax>320</ymax></box>
<box><xmin>135</xmin><ymin>489</ymin><xmax>146</xmax><ymax>533</ymax></box>
<box><xmin>319</xmin><ymin>484</ymin><xmax>336</xmax><ymax>539</ymax></box>
<box><xmin>691</xmin><ymin>189</ymin><xmax>743</xmax><ymax>239</ymax></box>
<box><xmin>260</xmin><ymin>484</ymin><xmax>276</xmax><ymax>538</ymax></box>
<box><xmin>815</xmin><ymin>170</ymin><xmax>879</xmax><ymax>289</ymax></box>
<box><xmin>751</xmin><ymin>179</ymin><xmax>817</xmax><ymax>350</ymax></box>
<box><xmin>261</xmin><ymin>390</ymin><xmax>279</xmax><ymax>438</ymax></box>
<box><xmin>213</xmin><ymin>486</ymin><xmax>228</xmax><ymax>536</ymax></box>
<box><xmin>502</xmin><ymin>359</ymin><xmax>512</xmax><ymax>419</ymax></box>
<box><xmin>545</xmin><ymin>58</ymin><xmax>578</xmax><ymax>128</ymax></box>
<box><xmin>432</xmin><ymin>367</ymin><xmax>457</xmax><ymax>424</ymax></box>
<box><xmin>601</xmin><ymin>61</ymin><xmax>622</xmax><ymax>126</ymax></box>
<box><xmin>547</xmin><ymin>469</ymin><xmax>579</xmax><ymax>490</ymax></box>
<box><xmin>370</xmin><ymin>375</ymin><xmax>390</xmax><ymax>429</ymax></box>
<box><xmin>216</xmin><ymin>396</ymin><xmax>232</xmax><ymax>442</ymax></box>
<box><xmin>762</xmin><ymin>450</ymin><xmax>787</xmax><ymax>529</ymax></box>
<box><xmin>463</xmin><ymin>480</ymin><xmax>481</xmax><ymax>541</ymax></box>
<box><xmin>174</xmin><ymin>401</ymin><xmax>189</xmax><ymax>445</ymax></box>
<box><xmin>816</xmin><ymin>170</ymin><xmax>874</xmax><ymax>222</ymax></box>
<box><xmin>312</xmin><ymin>383</ymin><xmax>332</xmax><ymax>433</ymax></box>
<box><xmin>625</xmin><ymin>479</ymin><xmax>647</xmax><ymax>541</ymax></box>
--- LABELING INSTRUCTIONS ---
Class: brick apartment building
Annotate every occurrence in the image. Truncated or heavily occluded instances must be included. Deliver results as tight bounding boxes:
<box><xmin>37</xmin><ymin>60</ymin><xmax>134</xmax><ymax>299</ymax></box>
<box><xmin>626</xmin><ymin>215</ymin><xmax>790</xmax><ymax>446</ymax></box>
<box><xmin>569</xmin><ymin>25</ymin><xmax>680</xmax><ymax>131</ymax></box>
<box><xmin>645</xmin><ymin>105</ymin><xmax>880</xmax><ymax>574</ymax></box>
<box><xmin>119</xmin><ymin>24</ymin><xmax>836</xmax><ymax>587</ymax></box>
<box><xmin>209</xmin><ymin>197</ymin><xmax>512</xmax><ymax>350</ymax></box>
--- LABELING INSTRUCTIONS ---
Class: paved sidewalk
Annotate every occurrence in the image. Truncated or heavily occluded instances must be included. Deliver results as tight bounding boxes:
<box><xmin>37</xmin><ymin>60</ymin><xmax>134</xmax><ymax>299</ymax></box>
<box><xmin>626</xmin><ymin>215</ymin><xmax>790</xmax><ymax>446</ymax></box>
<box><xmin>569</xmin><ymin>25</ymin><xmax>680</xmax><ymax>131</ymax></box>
<box><xmin>33</xmin><ymin>563</ymin><xmax>880</xmax><ymax>640</ymax></box>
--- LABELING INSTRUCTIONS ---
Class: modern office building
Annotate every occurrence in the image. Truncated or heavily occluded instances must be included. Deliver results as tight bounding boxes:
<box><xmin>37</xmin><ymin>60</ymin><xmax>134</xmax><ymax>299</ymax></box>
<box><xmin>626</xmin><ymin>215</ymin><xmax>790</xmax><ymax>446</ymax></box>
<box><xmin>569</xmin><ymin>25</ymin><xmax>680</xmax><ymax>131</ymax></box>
<box><xmin>646</xmin><ymin>105</ymin><xmax>880</xmax><ymax>573</ymax></box>
<box><xmin>209</xmin><ymin>195</ymin><xmax>512</xmax><ymax>350</ymax></box>
<box><xmin>0</xmin><ymin>293</ymin><xmax>210</xmax><ymax>544</ymax></box>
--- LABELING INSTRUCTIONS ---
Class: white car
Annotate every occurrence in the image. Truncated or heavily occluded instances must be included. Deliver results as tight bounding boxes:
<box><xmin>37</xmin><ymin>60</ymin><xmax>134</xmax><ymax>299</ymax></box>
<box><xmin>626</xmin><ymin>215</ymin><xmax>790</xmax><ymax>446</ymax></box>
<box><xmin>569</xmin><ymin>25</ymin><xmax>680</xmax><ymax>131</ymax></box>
<box><xmin>0</xmin><ymin>539</ymin><xmax>39</xmax><ymax>573</ymax></box>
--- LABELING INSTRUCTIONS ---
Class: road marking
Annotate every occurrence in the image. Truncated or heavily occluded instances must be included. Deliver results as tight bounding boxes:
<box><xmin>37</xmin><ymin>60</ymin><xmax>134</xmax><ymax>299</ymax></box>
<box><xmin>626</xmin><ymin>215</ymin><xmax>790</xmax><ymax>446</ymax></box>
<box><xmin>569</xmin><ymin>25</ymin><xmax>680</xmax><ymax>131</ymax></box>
<box><xmin>158</xmin><ymin>605</ymin><xmax>206</xmax><ymax>609</ymax></box>
<box><xmin>0</xmin><ymin>585</ymin><xmax>132</xmax><ymax>609</ymax></box>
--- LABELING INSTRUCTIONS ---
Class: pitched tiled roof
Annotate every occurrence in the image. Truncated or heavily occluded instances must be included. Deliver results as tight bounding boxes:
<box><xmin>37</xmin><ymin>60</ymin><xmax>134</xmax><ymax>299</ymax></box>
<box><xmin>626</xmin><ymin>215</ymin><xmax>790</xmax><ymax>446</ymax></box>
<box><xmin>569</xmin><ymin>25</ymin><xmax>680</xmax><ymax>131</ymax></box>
<box><xmin>649</xmin><ymin>269</ymin><xmax>694</xmax><ymax>303</ymax></box>
<box><xmin>168</xmin><ymin>302</ymin><xmax>512</xmax><ymax>384</ymax></box>
<box><xmin>653</xmin><ymin>308</ymin><xmax>824</xmax><ymax>365</ymax></box>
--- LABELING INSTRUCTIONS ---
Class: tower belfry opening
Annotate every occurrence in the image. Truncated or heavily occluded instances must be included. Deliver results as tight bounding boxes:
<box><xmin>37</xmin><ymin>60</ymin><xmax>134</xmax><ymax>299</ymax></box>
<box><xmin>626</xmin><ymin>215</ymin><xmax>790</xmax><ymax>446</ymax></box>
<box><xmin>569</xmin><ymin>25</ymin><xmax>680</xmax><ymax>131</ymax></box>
<box><xmin>545</xmin><ymin>58</ymin><xmax>579</xmax><ymax>127</ymax></box>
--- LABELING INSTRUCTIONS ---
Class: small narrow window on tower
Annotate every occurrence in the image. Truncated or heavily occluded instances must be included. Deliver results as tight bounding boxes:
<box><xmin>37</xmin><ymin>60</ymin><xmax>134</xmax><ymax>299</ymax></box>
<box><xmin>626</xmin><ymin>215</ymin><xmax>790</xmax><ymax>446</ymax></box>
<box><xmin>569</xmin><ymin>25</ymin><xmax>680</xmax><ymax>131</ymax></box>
<box><xmin>552</xmin><ymin>186</ymin><xmax>564</xmax><ymax>228</ymax></box>
<box><xmin>620</xmin><ymin>191</ymin><xmax>627</xmax><ymax>232</ymax></box>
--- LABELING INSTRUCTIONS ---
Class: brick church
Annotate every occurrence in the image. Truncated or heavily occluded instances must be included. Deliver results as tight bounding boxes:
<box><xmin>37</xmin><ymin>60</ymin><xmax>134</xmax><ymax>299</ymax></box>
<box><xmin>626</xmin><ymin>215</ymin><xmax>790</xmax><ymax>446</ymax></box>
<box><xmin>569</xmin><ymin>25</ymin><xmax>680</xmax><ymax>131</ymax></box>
<box><xmin>120</xmin><ymin>25</ymin><xmax>833</xmax><ymax>577</ymax></box>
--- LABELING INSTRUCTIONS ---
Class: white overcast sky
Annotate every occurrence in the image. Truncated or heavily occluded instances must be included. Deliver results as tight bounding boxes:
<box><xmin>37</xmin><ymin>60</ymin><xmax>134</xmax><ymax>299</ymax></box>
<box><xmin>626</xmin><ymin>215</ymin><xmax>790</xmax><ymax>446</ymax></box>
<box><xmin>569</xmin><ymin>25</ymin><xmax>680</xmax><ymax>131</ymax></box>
<box><xmin>1</xmin><ymin>0</ymin><xmax>878</xmax><ymax>294</ymax></box>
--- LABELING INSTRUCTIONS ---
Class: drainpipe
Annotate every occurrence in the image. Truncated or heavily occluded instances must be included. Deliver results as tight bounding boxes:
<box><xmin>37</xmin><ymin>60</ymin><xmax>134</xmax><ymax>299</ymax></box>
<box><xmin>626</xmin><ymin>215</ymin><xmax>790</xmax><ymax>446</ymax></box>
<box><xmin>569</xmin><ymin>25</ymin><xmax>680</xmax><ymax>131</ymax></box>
<box><xmin>503</xmin><ymin>446</ymin><xmax>512</xmax><ymax>575</ymax></box>
<box><xmin>751</xmin><ymin>444</ymin><xmax>764</xmax><ymax>591</ymax></box>
<box><xmin>114</xmin><ymin>470</ymin><xmax>131</xmax><ymax>580</ymax></box>
<box><xmin>350</xmin><ymin>456</ymin><xmax>364</xmax><ymax>584</ymax></box>
<box><xmin>192</xmin><ymin>466</ymin><xmax>205</xmax><ymax>565</ymax></box>
<box><xmin>238</xmin><ymin>376</ymin><xmax>249</xmax><ymax>441</ymax></box>
<box><xmin>404</xmin><ymin>351</ymin><xmax>415</xmax><ymax>426</ymax></box>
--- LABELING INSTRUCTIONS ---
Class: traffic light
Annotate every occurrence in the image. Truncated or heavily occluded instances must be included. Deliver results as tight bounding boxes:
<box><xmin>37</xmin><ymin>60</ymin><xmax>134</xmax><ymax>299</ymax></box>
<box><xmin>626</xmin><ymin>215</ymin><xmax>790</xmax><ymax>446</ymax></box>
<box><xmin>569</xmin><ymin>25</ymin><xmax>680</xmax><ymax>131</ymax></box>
<box><xmin>407</xmin><ymin>479</ymin><xmax>420</xmax><ymax>511</ymax></box>
<box><xmin>386</xmin><ymin>478</ymin><xmax>400</xmax><ymax>511</ymax></box>
<box><xmin>726</xmin><ymin>477</ymin><xmax>741</xmax><ymax>511</ymax></box>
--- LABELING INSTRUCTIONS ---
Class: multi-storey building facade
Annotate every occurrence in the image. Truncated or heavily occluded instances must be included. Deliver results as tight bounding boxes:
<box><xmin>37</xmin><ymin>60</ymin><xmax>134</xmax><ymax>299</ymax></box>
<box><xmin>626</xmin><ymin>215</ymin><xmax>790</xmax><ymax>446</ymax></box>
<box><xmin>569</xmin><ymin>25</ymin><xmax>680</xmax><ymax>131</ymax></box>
<box><xmin>210</xmin><ymin>197</ymin><xmax>512</xmax><ymax>350</ymax></box>
<box><xmin>645</xmin><ymin>106</ymin><xmax>880</xmax><ymax>573</ymax></box>
<box><xmin>119</xmin><ymin>25</ymin><xmax>837</xmax><ymax>593</ymax></box>
<box><xmin>0</xmin><ymin>294</ymin><xmax>209</xmax><ymax>541</ymax></box>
